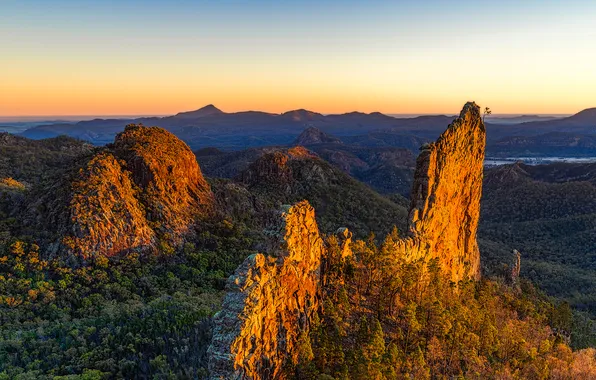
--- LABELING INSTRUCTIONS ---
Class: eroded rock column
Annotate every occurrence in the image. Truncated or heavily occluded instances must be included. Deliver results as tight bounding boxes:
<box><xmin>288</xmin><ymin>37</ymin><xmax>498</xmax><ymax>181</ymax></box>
<box><xmin>208</xmin><ymin>200</ymin><xmax>324</xmax><ymax>379</ymax></box>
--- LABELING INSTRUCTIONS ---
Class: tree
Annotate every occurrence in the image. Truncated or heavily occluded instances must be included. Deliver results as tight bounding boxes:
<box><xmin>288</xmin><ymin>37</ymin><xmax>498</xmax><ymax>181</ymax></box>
<box><xmin>483</xmin><ymin>107</ymin><xmax>492</xmax><ymax>122</ymax></box>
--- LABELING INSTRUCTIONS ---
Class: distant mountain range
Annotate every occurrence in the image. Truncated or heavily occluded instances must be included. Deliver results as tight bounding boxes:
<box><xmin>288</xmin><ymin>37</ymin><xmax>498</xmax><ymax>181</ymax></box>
<box><xmin>6</xmin><ymin>104</ymin><xmax>596</xmax><ymax>155</ymax></box>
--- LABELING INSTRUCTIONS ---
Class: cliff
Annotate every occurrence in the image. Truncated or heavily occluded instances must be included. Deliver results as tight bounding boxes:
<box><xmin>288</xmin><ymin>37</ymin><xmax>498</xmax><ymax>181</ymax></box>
<box><xmin>66</xmin><ymin>152</ymin><xmax>156</xmax><ymax>257</ymax></box>
<box><xmin>397</xmin><ymin>101</ymin><xmax>485</xmax><ymax>281</ymax></box>
<box><xmin>208</xmin><ymin>201</ymin><xmax>324</xmax><ymax>379</ymax></box>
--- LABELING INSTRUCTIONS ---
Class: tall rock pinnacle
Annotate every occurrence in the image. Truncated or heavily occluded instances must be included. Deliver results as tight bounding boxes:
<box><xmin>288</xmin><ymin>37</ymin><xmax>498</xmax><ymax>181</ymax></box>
<box><xmin>399</xmin><ymin>102</ymin><xmax>485</xmax><ymax>281</ymax></box>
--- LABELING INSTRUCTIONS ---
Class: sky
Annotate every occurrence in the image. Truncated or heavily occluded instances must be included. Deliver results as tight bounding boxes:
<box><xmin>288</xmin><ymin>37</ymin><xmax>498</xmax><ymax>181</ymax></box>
<box><xmin>1</xmin><ymin>0</ymin><xmax>596</xmax><ymax>116</ymax></box>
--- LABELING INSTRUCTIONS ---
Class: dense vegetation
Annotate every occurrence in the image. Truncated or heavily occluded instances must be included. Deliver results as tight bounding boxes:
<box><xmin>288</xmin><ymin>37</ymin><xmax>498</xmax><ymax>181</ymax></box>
<box><xmin>0</xmin><ymin>218</ymin><xmax>255</xmax><ymax>379</ymax></box>
<box><xmin>480</xmin><ymin>163</ymin><xmax>596</xmax><ymax>314</ymax></box>
<box><xmin>0</xmin><ymin>134</ymin><xmax>92</xmax><ymax>185</ymax></box>
<box><xmin>296</xmin><ymin>231</ymin><xmax>596</xmax><ymax>379</ymax></box>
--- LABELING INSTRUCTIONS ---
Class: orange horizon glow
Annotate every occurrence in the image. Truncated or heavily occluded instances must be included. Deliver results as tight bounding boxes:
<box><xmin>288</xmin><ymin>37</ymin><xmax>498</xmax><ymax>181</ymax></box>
<box><xmin>2</xmin><ymin>1</ymin><xmax>596</xmax><ymax>118</ymax></box>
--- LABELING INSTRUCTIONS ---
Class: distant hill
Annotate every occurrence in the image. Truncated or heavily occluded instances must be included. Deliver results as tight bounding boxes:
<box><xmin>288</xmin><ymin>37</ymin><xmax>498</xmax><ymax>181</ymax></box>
<box><xmin>17</xmin><ymin>105</ymin><xmax>478</xmax><ymax>150</ymax></box>
<box><xmin>489</xmin><ymin>132</ymin><xmax>596</xmax><ymax>156</ymax></box>
<box><xmin>197</xmin><ymin>127</ymin><xmax>417</xmax><ymax>196</ymax></box>
<box><xmin>488</xmin><ymin>108</ymin><xmax>596</xmax><ymax>140</ymax></box>
<box><xmin>17</xmin><ymin>105</ymin><xmax>596</xmax><ymax>157</ymax></box>
<box><xmin>293</xmin><ymin>126</ymin><xmax>343</xmax><ymax>145</ymax></box>
<box><xmin>480</xmin><ymin>162</ymin><xmax>596</xmax><ymax>312</ymax></box>
<box><xmin>0</xmin><ymin>133</ymin><xmax>93</xmax><ymax>183</ymax></box>
<box><xmin>485</xmin><ymin>114</ymin><xmax>562</xmax><ymax>124</ymax></box>
<box><xmin>173</xmin><ymin>104</ymin><xmax>224</xmax><ymax>119</ymax></box>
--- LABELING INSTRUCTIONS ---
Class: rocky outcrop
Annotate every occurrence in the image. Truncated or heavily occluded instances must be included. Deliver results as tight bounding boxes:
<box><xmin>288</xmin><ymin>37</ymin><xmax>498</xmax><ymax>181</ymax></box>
<box><xmin>511</xmin><ymin>249</ymin><xmax>521</xmax><ymax>287</ymax></box>
<box><xmin>66</xmin><ymin>152</ymin><xmax>156</xmax><ymax>258</ymax></box>
<box><xmin>208</xmin><ymin>103</ymin><xmax>486</xmax><ymax>377</ymax></box>
<box><xmin>113</xmin><ymin>124</ymin><xmax>214</xmax><ymax>241</ymax></box>
<box><xmin>42</xmin><ymin>124</ymin><xmax>214</xmax><ymax>260</ymax></box>
<box><xmin>394</xmin><ymin>102</ymin><xmax>486</xmax><ymax>281</ymax></box>
<box><xmin>208</xmin><ymin>201</ymin><xmax>324</xmax><ymax>379</ymax></box>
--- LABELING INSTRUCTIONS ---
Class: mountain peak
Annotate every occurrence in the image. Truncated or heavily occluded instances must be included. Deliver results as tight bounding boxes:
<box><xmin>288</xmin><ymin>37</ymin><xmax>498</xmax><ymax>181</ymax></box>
<box><xmin>174</xmin><ymin>104</ymin><xmax>224</xmax><ymax>119</ymax></box>
<box><xmin>36</xmin><ymin>123</ymin><xmax>215</xmax><ymax>260</ymax></box>
<box><xmin>281</xmin><ymin>109</ymin><xmax>324</xmax><ymax>121</ymax></box>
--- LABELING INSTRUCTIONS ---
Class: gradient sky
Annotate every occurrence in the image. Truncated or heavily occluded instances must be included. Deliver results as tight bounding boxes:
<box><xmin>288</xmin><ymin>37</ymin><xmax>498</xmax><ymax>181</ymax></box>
<box><xmin>1</xmin><ymin>0</ymin><xmax>596</xmax><ymax>116</ymax></box>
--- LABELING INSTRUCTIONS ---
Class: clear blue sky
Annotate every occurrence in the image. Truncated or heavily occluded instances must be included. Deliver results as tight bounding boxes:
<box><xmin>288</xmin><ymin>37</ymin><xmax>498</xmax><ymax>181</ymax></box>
<box><xmin>1</xmin><ymin>0</ymin><xmax>595</xmax><ymax>115</ymax></box>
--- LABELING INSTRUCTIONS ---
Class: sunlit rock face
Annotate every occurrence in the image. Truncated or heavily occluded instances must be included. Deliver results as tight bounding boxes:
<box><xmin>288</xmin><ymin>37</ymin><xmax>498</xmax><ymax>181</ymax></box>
<box><xmin>59</xmin><ymin>124</ymin><xmax>215</xmax><ymax>259</ymax></box>
<box><xmin>208</xmin><ymin>201</ymin><xmax>324</xmax><ymax>379</ymax></box>
<box><xmin>395</xmin><ymin>102</ymin><xmax>486</xmax><ymax>281</ymax></box>
<box><xmin>66</xmin><ymin>152</ymin><xmax>156</xmax><ymax>258</ymax></box>
<box><xmin>113</xmin><ymin>124</ymin><xmax>215</xmax><ymax>241</ymax></box>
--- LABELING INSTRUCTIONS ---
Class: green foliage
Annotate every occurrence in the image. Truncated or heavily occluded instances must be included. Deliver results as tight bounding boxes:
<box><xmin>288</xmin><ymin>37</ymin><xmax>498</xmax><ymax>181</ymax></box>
<box><xmin>0</xmin><ymin>217</ymin><xmax>257</xmax><ymax>379</ymax></box>
<box><xmin>300</xmin><ymin>236</ymin><xmax>596</xmax><ymax>379</ymax></box>
<box><xmin>480</xmin><ymin>168</ymin><xmax>596</xmax><ymax>314</ymax></box>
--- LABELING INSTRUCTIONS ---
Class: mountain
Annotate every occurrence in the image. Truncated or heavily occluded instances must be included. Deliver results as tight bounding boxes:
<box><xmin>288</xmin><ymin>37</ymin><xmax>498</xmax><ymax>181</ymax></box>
<box><xmin>17</xmin><ymin>107</ymin><xmax>468</xmax><ymax>150</ymax></box>
<box><xmin>237</xmin><ymin>146</ymin><xmax>409</xmax><ymax>237</ymax></box>
<box><xmin>15</xmin><ymin>105</ymin><xmax>596</xmax><ymax>158</ymax></box>
<box><xmin>173</xmin><ymin>104</ymin><xmax>224</xmax><ymax>119</ymax></box>
<box><xmin>485</xmin><ymin>114</ymin><xmax>562</xmax><ymax>124</ymax></box>
<box><xmin>293</xmin><ymin>126</ymin><xmax>343</xmax><ymax>145</ymax></box>
<box><xmin>489</xmin><ymin>132</ymin><xmax>596</xmax><ymax>156</ymax></box>
<box><xmin>196</xmin><ymin>140</ymin><xmax>416</xmax><ymax>197</ymax></box>
<box><xmin>489</xmin><ymin>107</ymin><xmax>596</xmax><ymax>139</ymax></box>
<box><xmin>280</xmin><ymin>109</ymin><xmax>325</xmax><ymax>122</ymax></box>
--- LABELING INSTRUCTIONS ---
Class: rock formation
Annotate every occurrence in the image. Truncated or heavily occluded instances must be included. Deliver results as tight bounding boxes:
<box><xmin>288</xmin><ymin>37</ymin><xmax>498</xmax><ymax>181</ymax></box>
<box><xmin>208</xmin><ymin>102</ymin><xmax>486</xmax><ymax>377</ymax></box>
<box><xmin>393</xmin><ymin>101</ymin><xmax>486</xmax><ymax>281</ymax></box>
<box><xmin>66</xmin><ymin>152</ymin><xmax>156</xmax><ymax>258</ymax></box>
<box><xmin>511</xmin><ymin>249</ymin><xmax>521</xmax><ymax>287</ymax></box>
<box><xmin>113</xmin><ymin>124</ymin><xmax>214</xmax><ymax>240</ymax></box>
<box><xmin>208</xmin><ymin>201</ymin><xmax>324</xmax><ymax>379</ymax></box>
<box><xmin>43</xmin><ymin>124</ymin><xmax>214</xmax><ymax>259</ymax></box>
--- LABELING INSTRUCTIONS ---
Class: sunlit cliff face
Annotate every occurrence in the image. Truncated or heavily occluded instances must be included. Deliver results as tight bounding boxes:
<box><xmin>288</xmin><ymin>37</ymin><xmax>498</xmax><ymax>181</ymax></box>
<box><xmin>208</xmin><ymin>201</ymin><xmax>325</xmax><ymax>379</ymax></box>
<box><xmin>398</xmin><ymin>102</ymin><xmax>485</xmax><ymax>282</ymax></box>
